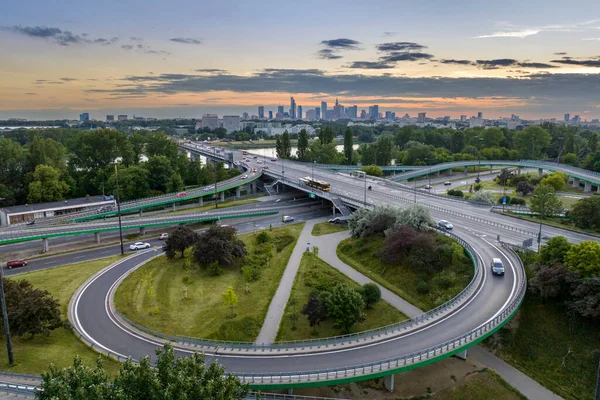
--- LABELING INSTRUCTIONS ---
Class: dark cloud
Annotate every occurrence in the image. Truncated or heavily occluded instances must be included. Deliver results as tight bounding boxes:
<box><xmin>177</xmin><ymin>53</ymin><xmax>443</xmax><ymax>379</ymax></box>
<box><xmin>554</xmin><ymin>52</ymin><xmax>567</xmax><ymax>55</ymax></box>
<box><xmin>130</xmin><ymin>37</ymin><xmax>143</xmax><ymax>41</ymax></box>
<box><xmin>4</xmin><ymin>25</ymin><xmax>117</xmax><ymax>46</ymax></box>
<box><xmin>34</xmin><ymin>79</ymin><xmax>63</xmax><ymax>84</ymax></box>
<box><xmin>382</xmin><ymin>32</ymin><xmax>397</xmax><ymax>37</ymax></box>
<box><xmin>317</xmin><ymin>49</ymin><xmax>343</xmax><ymax>60</ymax></box>
<box><xmin>170</xmin><ymin>37</ymin><xmax>202</xmax><ymax>45</ymax></box>
<box><xmin>195</xmin><ymin>69</ymin><xmax>229</xmax><ymax>74</ymax></box>
<box><xmin>121</xmin><ymin>43</ymin><xmax>169</xmax><ymax>56</ymax></box>
<box><xmin>376</xmin><ymin>42</ymin><xmax>427</xmax><ymax>52</ymax></box>
<box><xmin>347</xmin><ymin>61</ymin><xmax>395</xmax><ymax>69</ymax></box>
<box><xmin>24</xmin><ymin>93</ymin><xmax>37</xmax><ymax>95</ymax></box>
<box><xmin>440</xmin><ymin>59</ymin><xmax>473</xmax><ymax>65</ymax></box>
<box><xmin>381</xmin><ymin>52</ymin><xmax>434</xmax><ymax>62</ymax></box>
<box><xmin>121</xmin><ymin>44</ymin><xmax>134</xmax><ymax>50</ymax></box>
<box><xmin>517</xmin><ymin>62</ymin><xmax>558</xmax><ymax>69</ymax></box>
<box><xmin>476</xmin><ymin>59</ymin><xmax>518</xmax><ymax>69</ymax></box>
<box><xmin>320</xmin><ymin>38</ymin><xmax>361</xmax><ymax>49</ymax></box>
<box><xmin>60</xmin><ymin>77</ymin><xmax>77</xmax><ymax>81</ymax></box>
<box><xmin>550</xmin><ymin>56</ymin><xmax>600</xmax><ymax>67</ymax></box>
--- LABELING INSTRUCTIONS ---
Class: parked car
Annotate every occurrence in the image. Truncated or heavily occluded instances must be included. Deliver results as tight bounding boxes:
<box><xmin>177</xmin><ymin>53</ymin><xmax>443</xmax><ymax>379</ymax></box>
<box><xmin>438</xmin><ymin>220</ymin><xmax>453</xmax><ymax>230</ymax></box>
<box><xmin>263</xmin><ymin>166</ymin><xmax>269</xmax><ymax>169</ymax></box>
<box><xmin>6</xmin><ymin>260</ymin><xmax>27</xmax><ymax>269</ymax></box>
<box><xmin>253</xmin><ymin>155</ymin><xmax>258</xmax><ymax>159</ymax></box>
<box><xmin>271</xmin><ymin>158</ymin><xmax>277</xmax><ymax>162</ymax></box>
<box><xmin>129</xmin><ymin>242</ymin><xmax>151</xmax><ymax>250</ymax></box>
<box><xmin>282</xmin><ymin>215</ymin><xmax>294</xmax><ymax>222</ymax></box>
<box><xmin>176</xmin><ymin>192</ymin><xmax>187</xmax><ymax>197</ymax></box>
<box><xmin>104</xmin><ymin>195</ymin><xmax>115</xmax><ymax>201</ymax></box>
<box><xmin>159</xmin><ymin>233</ymin><xmax>168</xmax><ymax>240</ymax></box>
<box><xmin>491</xmin><ymin>258</ymin><xmax>505</xmax><ymax>276</ymax></box>
<box><xmin>443</xmin><ymin>181</ymin><xmax>452</xmax><ymax>186</ymax></box>
<box><xmin>26</xmin><ymin>220</ymin><xmax>35</xmax><ymax>226</ymax></box>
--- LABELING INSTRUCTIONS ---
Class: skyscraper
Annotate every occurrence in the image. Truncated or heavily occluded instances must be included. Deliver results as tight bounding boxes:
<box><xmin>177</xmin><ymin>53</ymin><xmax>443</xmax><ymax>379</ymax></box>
<box><xmin>268</xmin><ymin>110</ymin><xmax>273</xmax><ymax>119</ymax></box>
<box><xmin>477</xmin><ymin>112</ymin><xmax>483</xmax><ymax>119</ymax></box>
<box><xmin>564</xmin><ymin>113</ymin><xmax>570</xmax><ymax>122</ymax></box>
<box><xmin>321</xmin><ymin>101</ymin><xmax>327</xmax><ymax>120</ymax></box>
<box><xmin>79</xmin><ymin>113</ymin><xmax>89</xmax><ymax>121</ymax></box>
<box><xmin>417</xmin><ymin>112</ymin><xmax>426</xmax><ymax>123</ymax></box>
<box><xmin>258</xmin><ymin>106</ymin><xmax>264</xmax><ymax>119</ymax></box>
<box><xmin>277</xmin><ymin>105</ymin><xmax>284</xmax><ymax>115</ymax></box>
<box><xmin>290</xmin><ymin>97</ymin><xmax>296</xmax><ymax>119</ymax></box>
<box><xmin>368</xmin><ymin>105</ymin><xmax>379</xmax><ymax>120</ymax></box>
<box><xmin>347</xmin><ymin>105</ymin><xmax>357</xmax><ymax>118</ymax></box>
<box><xmin>297</xmin><ymin>105</ymin><xmax>303</xmax><ymax>119</ymax></box>
<box><xmin>315</xmin><ymin>107</ymin><xmax>321</xmax><ymax>120</ymax></box>
<box><xmin>242</xmin><ymin>112</ymin><xmax>249</xmax><ymax>120</ymax></box>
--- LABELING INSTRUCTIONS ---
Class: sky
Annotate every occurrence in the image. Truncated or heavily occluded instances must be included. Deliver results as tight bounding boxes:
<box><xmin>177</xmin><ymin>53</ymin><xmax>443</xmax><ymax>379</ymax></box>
<box><xmin>1</xmin><ymin>0</ymin><xmax>600</xmax><ymax>121</ymax></box>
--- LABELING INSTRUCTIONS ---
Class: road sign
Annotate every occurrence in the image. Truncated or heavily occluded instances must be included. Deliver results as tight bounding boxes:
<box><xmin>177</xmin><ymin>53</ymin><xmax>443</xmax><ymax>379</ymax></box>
<box><xmin>502</xmin><ymin>197</ymin><xmax>507</xmax><ymax>205</ymax></box>
<box><xmin>309</xmin><ymin>193</ymin><xmax>316</xmax><ymax>199</ymax></box>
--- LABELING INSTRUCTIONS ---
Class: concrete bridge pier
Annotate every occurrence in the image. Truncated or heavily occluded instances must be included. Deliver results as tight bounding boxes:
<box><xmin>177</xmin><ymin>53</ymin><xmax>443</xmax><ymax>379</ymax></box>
<box><xmin>383</xmin><ymin>374</ymin><xmax>395</xmax><ymax>392</ymax></box>
<box><xmin>172</xmin><ymin>203</ymin><xmax>176</xmax><ymax>211</ymax></box>
<box><xmin>236</xmin><ymin>186</ymin><xmax>241</xmax><ymax>198</ymax></box>
<box><xmin>463</xmin><ymin>166</ymin><xmax>468</xmax><ymax>175</ymax></box>
<box><xmin>94</xmin><ymin>232</ymin><xmax>101</xmax><ymax>243</ymax></box>
<box><xmin>42</xmin><ymin>238</ymin><xmax>49</xmax><ymax>252</ymax></box>
<box><xmin>139</xmin><ymin>209</ymin><xmax>143</xmax><ymax>217</ymax></box>
<box><xmin>220</xmin><ymin>191</ymin><xmax>225</xmax><ymax>201</ymax></box>
<box><xmin>198</xmin><ymin>196</ymin><xmax>203</xmax><ymax>206</ymax></box>
<box><xmin>251</xmin><ymin>182</ymin><xmax>257</xmax><ymax>193</ymax></box>
<box><xmin>538</xmin><ymin>168</ymin><xmax>543</xmax><ymax>178</ymax></box>
<box><xmin>446</xmin><ymin>168</ymin><xmax>454</xmax><ymax>176</ymax></box>
<box><xmin>597</xmin><ymin>185</ymin><xmax>600</xmax><ymax>193</ymax></box>
<box><xmin>572</xmin><ymin>178</ymin><xmax>580</xmax><ymax>188</ymax></box>
<box><xmin>584</xmin><ymin>181</ymin><xmax>592</xmax><ymax>192</ymax></box>
<box><xmin>139</xmin><ymin>227</ymin><xmax>146</xmax><ymax>236</ymax></box>
<box><xmin>455</xmin><ymin>349</ymin><xmax>468</xmax><ymax>360</ymax></box>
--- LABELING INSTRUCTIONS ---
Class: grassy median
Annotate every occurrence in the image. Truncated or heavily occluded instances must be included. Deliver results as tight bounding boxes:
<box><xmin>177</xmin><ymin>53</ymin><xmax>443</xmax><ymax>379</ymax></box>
<box><xmin>276</xmin><ymin>253</ymin><xmax>407</xmax><ymax>341</ymax></box>
<box><xmin>311</xmin><ymin>221</ymin><xmax>349</xmax><ymax>236</ymax></box>
<box><xmin>115</xmin><ymin>224</ymin><xmax>304</xmax><ymax>342</ymax></box>
<box><xmin>0</xmin><ymin>256</ymin><xmax>124</xmax><ymax>375</ymax></box>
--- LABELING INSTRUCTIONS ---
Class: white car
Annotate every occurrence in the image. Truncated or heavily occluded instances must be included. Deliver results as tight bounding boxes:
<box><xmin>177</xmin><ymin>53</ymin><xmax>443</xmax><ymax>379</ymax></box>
<box><xmin>282</xmin><ymin>215</ymin><xmax>294</xmax><ymax>222</ymax></box>
<box><xmin>241</xmin><ymin>174</ymin><xmax>248</xmax><ymax>179</ymax></box>
<box><xmin>130</xmin><ymin>242</ymin><xmax>151</xmax><ymax>250</ymax></box>
<box><xmin>424</xmin><ymin>184</ymin><xmax>432</xmax><ymax>190</ymax></box>
<box><xmin>443</xmin><ymin>181</ymin><xmax>452</xmax><ymax>186</ymax></box>
<box><xmin>438</xmin><ymin>220</ymin><xmax>453</xmax><ymax>230</ymax></box>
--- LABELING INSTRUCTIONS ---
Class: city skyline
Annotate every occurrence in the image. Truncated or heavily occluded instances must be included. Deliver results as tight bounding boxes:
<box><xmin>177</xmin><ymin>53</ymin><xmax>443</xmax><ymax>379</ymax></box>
<box><xmin>2</xmin><ymin>0</ymin><xmax>600</xmax><ymax>120</ymax></box>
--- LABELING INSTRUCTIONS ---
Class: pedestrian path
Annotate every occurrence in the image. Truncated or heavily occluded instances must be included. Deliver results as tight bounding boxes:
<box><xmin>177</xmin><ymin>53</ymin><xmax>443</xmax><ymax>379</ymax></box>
<box><xmin>254</xmin><ymin>218</ymin><xmax>321</xmax><ymax>344</ymax></box>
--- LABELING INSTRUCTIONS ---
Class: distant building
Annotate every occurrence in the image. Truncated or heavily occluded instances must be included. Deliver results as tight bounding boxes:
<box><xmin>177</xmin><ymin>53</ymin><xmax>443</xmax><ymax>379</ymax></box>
<box><xmin>277</xmin><ymin>105</ymin><xmax>284</xmax><ymax>115</ymax></box>
<box><xmin>360</xmin><ymin>110</ymin><xmax>367</xmax><ymax>119</ymax></box>
<box><xmin>321</xmin><ymin>101</ymin><xmax>327</xmax><ymax>120</ymax></box>
<box><xmin>268</xmin><ymin>110</ymin><xmax>273</xmax><ymax>119</ymax></box>
<box><xmin>242</xmin><ymin>112</ymin><xmax>249</xmax><ymax>120</ymax></box>
<box><xmin>564</xmin><ymin>113</ymin><xmax>570</xmax><ymax>122</ymax></box>
<box><xmin>222</xmin><ymin>115</ymin><xmax>241</xmax><ymax>133</ymax></box>
<box><xmin>258</xmin><ymin>106</ymin><xmax>265</xmax><ymax>119</ymax></box>
<box><xmin>201</xmin><ymin>114</ymin><xmax>219</xmax><ymax>130</ymax></box>
<box><xmin>315</xmin><ymin>107</ymin><xmax>321</xmax><ymax>120</ymax></box>
<box><xmin>297</xmin><ymin>105</ymin><xmax>302</xmax><ymax>120</ymax></box>
<box><xmin>305</xmin><ymin>109</ymin><xmax>317</xmax><ymax>121</ymax></box>
<box><xmin>477</xmin><ymin>112</ymin><xmax>483</xmax><ymax>119</ymax></box>
<box><xmin>79</xmin><ymin>113</ymin><xmax>89</xmax><ymax>122</ymax></box>
<box><xmin>346</xmin><ymin>105</ymin><xmax>358</xmax><ymax>118</ymax></box>
<box><xmin>460</xmin><ymin>115</ymin><xmax>467</xmax><ymax>122</ymax></box>
<box><xmin>369</xmin><ymin>105</ymin><xmax>379</xmax><ymax>120</ymax></box>
<box><xmin>290</xmin><ymin>97</ymin><xmax>296</xmax><ymax>119</ymax></box>
<box><xmin>117</xmin><ymin>115</ymin><xmax>128</xmax><ymax>121</ymax></box>
<box><xmin>106</xmin><ymin>115</ymin><xmax>115</xmax><ymax>121</ymax></box>
<box><xmin>417</xmin><ymin>112</ymin><xmax>426</xmax><ymax>123</ymax></box>
<box><xmin>385</xmin><ymin>111</ymin><xmax>396</xmax><ymax>120</ymax></box>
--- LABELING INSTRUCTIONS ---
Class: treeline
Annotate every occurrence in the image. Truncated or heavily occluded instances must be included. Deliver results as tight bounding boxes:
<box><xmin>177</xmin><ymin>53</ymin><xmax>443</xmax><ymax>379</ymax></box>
<box><xmin>0</xmin><ymin>128</ymin><xmax>238</xmax><ymax>206</ymax></box>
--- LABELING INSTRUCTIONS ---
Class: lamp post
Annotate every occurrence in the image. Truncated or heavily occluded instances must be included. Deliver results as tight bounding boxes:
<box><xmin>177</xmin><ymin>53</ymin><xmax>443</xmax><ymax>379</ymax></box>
<box><xmin>556</xmin><ymin>136</ymin><xmax>565</xmax><ymax>165</ymax></box>
<box><xmin>364</xmin><ymin>173</ymin><xmax>367</xmax><ymax>204</ymax></box>
<box><xmin>114</xmin><ymin>164</ymin><xmax>124</xmax><ymax>256</ymax></box>
<box><xmin>0</xmin><ymin>265</ymin><xmax>14</xmax><ymax>365</ymax></box>
<box><xmin>214</xmin><ymin>147</ymin><xmax>218</xmax><ymax>209</ymax></box>
<box><xmin>533</xmin><ymin>192</ymin><xmax>549</xmax><ymax>252</ymax></box>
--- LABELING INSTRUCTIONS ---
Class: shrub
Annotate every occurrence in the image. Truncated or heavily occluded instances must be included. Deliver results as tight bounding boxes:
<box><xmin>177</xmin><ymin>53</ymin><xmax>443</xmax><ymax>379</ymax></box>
<box><xmin>416</xmin><ymin>280</ymin><xmax>430</xmax><ymax>294</ymax></box>
<box><xmin>359</xmin><ymin>283</ymin><xmax>382</xmax><ymax>309</ymax></box>
<box><xmin>274</xmin><ymin>235</ymin><xmax>295</xmax><ymax>252</ymax></box>
<box><xmin>469</xmin><ymin>190</ymin><xmax>496</xmax><ymax>205</ymax></box>
<box><xmin>473</xmin><ymin>183</ymin><xmax>483</xmax><ymax>192</ymax></box>
<box><xmin>255</xmin><ymin>231</ymin><xmax>271</xmax><ymax>245</ymax></box>
<box><xmin>212</xmin><ymin>316</ymin><xmax>261</xmax><ymax>341</ymax></box>
<box><xmin>447</xmin><ymin>189</ymin><xmax>464</xmax><ymax>198</ymax></box>
<box><xmin>432</xmin><ymin>276</ymin><xmax>453</xmax><ymax>290</ymax></box>
<box><xmin>510</xmin><ymin>197</ymin><xmax>526</xmax><ymax>205</ymax></box>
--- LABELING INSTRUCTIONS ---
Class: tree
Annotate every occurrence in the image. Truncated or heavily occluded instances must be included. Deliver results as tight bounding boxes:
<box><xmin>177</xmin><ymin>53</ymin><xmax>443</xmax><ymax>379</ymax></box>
<box><xmin>275</xmin><ymin>134</ymin><xmax>284</xmax><ymax>159</ymax></box>
<box><xmin>513</xmin><ymin>126</ymin><xmax>551</xmax><ymax>158</ymax></box>
<box><xmin>105</xmin><ymin>165</ymin><xmax>150</xmax><ymax>201</ymax></box>
<box><xmin>38</xmin><ymin>344</ymin><xmax>249</xmax><ymax>400</ymax></box>
<box><xmin>539</xmin><ymin>236</ymin><xmax>571</xmax><ymax>265</ymax></box>
<box><xmin>468</xmin><ymin>190</ymin><xmax>496</xmax><ymax>205</ymax></box>
<box><xmin>222</xmin><ymin>286</ymin><xmax>238</xmax><ymax>317</ymax></box>
<box><xmin>343</xmin><ymin>127</ymin><xmax>353</xmax><ymax>164</ymax></box>
<box><xmin>529</xmin><ymin>263</ymin><xmax>579</xmax><ymax>301</ymax></box>
<box><xmin>301</xmin><ymin>291</ymin><xmax>327</xmax><ymax>332</ymax></box>
<box><xmin>0</xmin><ymin>138</ymin><xmax>28</xmax><ymax>205</ymax></box>
<box><xmin>561</xmin><ymin>153</ymin><xmax>578</xmax><ymax>166</ymax></box>
<box><xmin>325</xmin><ymin>284</ymin><xmax>365</xmax><ymax>333</ymax></box>
<box><xmin>569</xmin><ymin>196</ymin><xmax>600</xmax><ymax>231</ymax></box>
<box><xmin>27</xmin><ymin>164</ymin><xmax>69</xmax><ymax>203</ymax></box>
<box><xmin>128</xmin><ymin>133</ymin><xmax>146</xmax><ymax>165</ymax></box>
<box><xmin>319</xmin><ymin>126</ymin><xmax>334</xmax><ymax>144</ymax></box>
<box><xmin>297</xmin><ymin>129</ymin><xmax>309</xmax><ymax>161</ymax></box>
<box><xmin>194</xmin><ymin>226</ymin><xmax>248</xmax><ymax>270</ymax></box>
<box><xmin>360</xmin><ymin>283</ymin><xmax>381</xmax><ymax>309</ymax></box>
<box><xmin>163</xmin><ymin>226</ymin><xmax>198</xmax><ymax>259</ymax></box>
<box><xmin>167</xmin><ymin>173</ymin><xmax>184</xmax><ymax>193</ymax></box>
<box><xmin>281</xmin><ymin>130</ymin><xmax>292</xmax><ymax>159</ymax></box>
<box><xmin>3</xmin><ymin>278</ymin><xmax>63</xmax><ymax>337</ymax></box>
<box><xmin>396</xmin><ymin>205</ymin><xmax>434</xmax><ymax>231</ymax></box>
<box><xmin>144</xmin><ymin>155</ymin><xmax>174</xmax><ymax>193</ymax></box>
<box><xmin>361</xmin><ymin>165</ymin><xmax>383</xmax><ymax>177</ymax></box>
<box><xmin>380</xmin><ymin>224</ymin><xmax>420</xmax><ymax>264</ymax></box>
<box><xmin>530</xmin><ymin>184</ymin><xmax>563</xmax><ymax>219</ymax></box>
<box><xmin>375</xmin><ymin>135</ymin><xmax>393</xmax><ymax>166</ymax></box>
<box><xmin>288</xmin><ymin>296</ymin><xmax>299</xmax><ymax>330</ymax></box>
<box><xmin>481</xmin><ymin>128</ymin><xmax>505</xmax><ymax>148</ymax></box>
<box><xmin>568</xmin><ymin>278</ymin><xmax>600</xmax><ymax>320</ymax></box>
<box><xmin>145</xmin><ymin>132</ymin><xmax>178</xmax><ymax>160</ymax></box>
<box><xmin>28</xmin><ymin>137</ymin><xmax>66</xmax><ymax>171</ymax></box>
<box><xmin>68</xmin><ymin>129</ymin><xmax>123</xmax><ymax>172</ymax></box>
<box><xmin>540</xmin><ymin>172</ymin><xmax>567</xmax><ymax>191</ymax></box>
<box><xmin>516</xmin><ymin>181</ymin><xmax>534</xmax><ymax>196</ymax></box>
<box><xmin>565</xmin><ymin>241</ymin><xmax>600</xmax><ymax>278</ymax></box>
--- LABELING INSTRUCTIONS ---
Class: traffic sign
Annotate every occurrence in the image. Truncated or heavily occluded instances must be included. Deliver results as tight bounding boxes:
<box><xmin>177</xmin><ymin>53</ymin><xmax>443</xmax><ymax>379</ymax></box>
<box><xmin>309</xmin><ymin>193</ymin><xmax>316</xmax><ymax>199</ymax></box>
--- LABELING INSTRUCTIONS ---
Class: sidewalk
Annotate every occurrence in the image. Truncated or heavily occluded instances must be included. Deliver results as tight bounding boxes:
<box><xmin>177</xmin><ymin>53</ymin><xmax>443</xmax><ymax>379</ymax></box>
<box><xmin>254</xmin><ymin>218</ymin><xmax>321</xmax><ymax>344</ymax></box>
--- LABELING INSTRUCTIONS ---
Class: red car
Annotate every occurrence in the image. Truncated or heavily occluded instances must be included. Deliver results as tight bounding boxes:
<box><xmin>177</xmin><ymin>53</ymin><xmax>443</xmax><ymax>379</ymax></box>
<box><xmin>6</xmin><ymin>260</ymin><xmax>27</xmax><ymax>269</ymax></box>
<box><xmin>176</xmin><ymin>192</ymin><xmax>187</xmax><ymax>197</ymax></box>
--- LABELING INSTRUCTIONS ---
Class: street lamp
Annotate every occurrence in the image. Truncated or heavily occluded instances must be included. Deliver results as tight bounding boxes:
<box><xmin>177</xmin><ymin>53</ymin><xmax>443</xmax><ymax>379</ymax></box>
<box><xmin>364</xmin><ymin>173</ymin><xmax>367</xmax><ymax>204</ymax></box>
<box><xmin>0</xmin><ymin>265</ymin><xmax>14</xmax><ymax>365</ymax></box>
<box><xmin>214</xmin><ymin>147</ymin><xmax>218</xmax><ymax>209</ymax></box>
<box><xmin>476</xmin><ymin>137</ymin><xmax>484</xmax><ymax>182</ymax></box>
<box><xmin>533</xmin><ymin>192</ymin><xmax>551</xmax><ymax>252</ymax></box>
<box><xmin>114</xmin><ymin>164</ymin><xmax>124</xmax><ymax>256</ymax></box>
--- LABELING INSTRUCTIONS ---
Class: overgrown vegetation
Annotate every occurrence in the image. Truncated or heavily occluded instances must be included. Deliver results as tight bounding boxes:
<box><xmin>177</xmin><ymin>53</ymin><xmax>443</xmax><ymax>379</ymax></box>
<box><xmin>311</xmin><ymin>221</ymin><xmax>349</xmax><ymax>236</ymax></box>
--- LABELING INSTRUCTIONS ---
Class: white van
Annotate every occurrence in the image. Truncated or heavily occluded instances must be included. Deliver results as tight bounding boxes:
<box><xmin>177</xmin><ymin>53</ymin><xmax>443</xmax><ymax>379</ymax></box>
<box><xmin>282</xmin><ymin>215</ymin><xmax>294</xmax><ymax>223</ymax></box>
<box><xmin>491</xmin><ymin>258</ymin><xmax>505</xmax><ymax>276</ymax></box>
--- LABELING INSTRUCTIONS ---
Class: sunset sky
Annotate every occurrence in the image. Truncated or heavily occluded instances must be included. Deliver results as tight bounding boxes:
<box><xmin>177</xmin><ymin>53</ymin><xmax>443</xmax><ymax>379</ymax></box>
<box><xmin>1</xmin><ymin>0</ymin><xmax>600</xmax><ymax>120</ymax></box>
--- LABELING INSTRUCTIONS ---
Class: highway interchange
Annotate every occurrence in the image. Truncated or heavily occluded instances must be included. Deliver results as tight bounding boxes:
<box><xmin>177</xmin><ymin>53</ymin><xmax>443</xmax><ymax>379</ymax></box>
<box><xmin>2</xmin><ymin>143</ymin><xmax>598</xmax><ymax>390</ymax></box>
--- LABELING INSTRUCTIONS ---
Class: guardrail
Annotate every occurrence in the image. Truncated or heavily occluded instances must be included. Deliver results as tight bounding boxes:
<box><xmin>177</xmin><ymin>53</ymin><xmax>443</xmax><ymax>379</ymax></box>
<box><xmin>111</xmin><ymin>230</ymin><xmax>483</xmax><ymax>354</ymax></box>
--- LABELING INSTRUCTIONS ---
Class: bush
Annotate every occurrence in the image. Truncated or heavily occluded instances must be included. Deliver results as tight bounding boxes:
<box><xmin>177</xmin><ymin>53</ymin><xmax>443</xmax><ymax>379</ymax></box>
<box><xmin>432</xmin><ymin>276</ymin><xmax>453</xmax><ymax>290</ymax></box>
<box><xmin>274</xmin><ymin>234</ymin><xmax>295</xmax><ymax>252</ymax></box>
<box><xmin>255</xmin><ymin>231</ymin><xmax>271</xmax><ymax>245</ymax></box>
<box><xmin>510</xmin><ymin>197</ymin><xmax>526</xmax><ymax>205</ymax></box>
<box><xmin>447</xmin><ymin>189</ymin><xmax>464</xmax><ymax>198</ymax></box>
<box><xmin>416</xmin><ymin>280</ymin><xmax>430</xmax><ymax>294</ymax></box>
<box><xmin>498</xmin><ymin>195</ymin><xmax>511</xmax><ymax>204</ymax></box>
<box><xmin>359</xmin><ymin>283</ymin><xmax>382</xmax><ymax>309</ymax></box>
<box><xmin>213</xmin><ymin>316</ymin><xmax>261</xmax><ymax>341</ymax></box>
<box><xmin>469</xmin><ymin>190</ymin><xmax>496</xmax><ymax>205</ymax></box>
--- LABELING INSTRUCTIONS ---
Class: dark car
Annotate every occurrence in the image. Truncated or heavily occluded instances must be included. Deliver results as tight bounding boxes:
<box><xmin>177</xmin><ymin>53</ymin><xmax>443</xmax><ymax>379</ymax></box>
<box><xmin>6</xmin><ymin>260</ymin><xmax>27</xmax><ymax>269</ymax></box>
<box><xmin>26</xmin><ymin>220</ymin><xmax>35</xmax><ymax>226</ymax></box>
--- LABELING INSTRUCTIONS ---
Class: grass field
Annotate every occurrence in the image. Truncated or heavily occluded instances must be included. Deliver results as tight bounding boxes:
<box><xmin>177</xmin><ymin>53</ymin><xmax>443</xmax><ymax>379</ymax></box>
<box><xmin>170</xmin><ymin>198</ymin><xmax>260</xmax><ymax>215</ymax></box>
<box><xmin>311</xmin><ymin>221</ymin><xmax>348</xmax><ymax>236</ymax></box>
<box><xmin>426</xmin><ymin>369</ymin><xmax>527</xmax><ymax>400</ymax></box>
<box><xmin>276</xmin><ymin>253</ymin><xmax>407</xmax><ymax>341</ymax></box>
<box><xmin>115</xmin><ymin>224</ymin><xmax>304</xmax><ymax>342</ymax></box>
<box><xmin>337</xmin><ymin>235</ymin><xmax>473</xmax><ymax>311</ymax></box>
<box><xmin>0</xmin><ymin>257</ymin><xmax>124</xmax><ymax>375</ymax></box>
<box><xmin>483</xmin><ymin>296</ymin><xmax>599</xmax><ymax>400</ymax></box>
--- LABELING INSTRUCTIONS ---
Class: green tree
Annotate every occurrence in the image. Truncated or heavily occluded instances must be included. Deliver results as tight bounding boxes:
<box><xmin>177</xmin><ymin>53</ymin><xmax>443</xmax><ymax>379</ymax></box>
<box><xmin>27</xmin><ymin>164</ymin><xmax>69</xmax><ymax>203</ymax></box>
<box><xmin>144</xmin><ymin>155</ymin><xmax>174</xmax><ymax>193</ymax></box>
<box><xmin>513</xmin><ymin>126</ymin><xmax>551</xmax><ymax>158</ymax></box>
<box><xmin>359</xmin><ymin>283</ymin><xmax>381</xmax><ymax>309</ymax></box>
<box><xmin>38</xmin><ymin>344</ymin><xmax>249</xmax><ymax>400</ymax></box>
<box><xmin>222</xmin><ymin>286</ymin><xmax>239</xmax><ymax>317</ymax></box>
<box><xmin>128</xmin><ymin>133</ymin><xmax>146</xmax><ymax>165</ymax></box>
<box><xmin>68</xmin><ymin>129</ymin><xmax>122</xmax><ymax>172</ymax></box>
<box><xmin>194</xmin><ymin>226</ymin><xmax>248</xmax><ymax>270</ymax></box>
<box><xmin>375</xmin><ymin>135</ymin><xmax>393</xmax><ymax>166</ymax></box>
<box><xmin>361</xmin><ymin>165</ymin><xmax>383</xmax><ymax>177</ymax></box>
<box><xmin>325</xmin><ymin>284</ymin><xmax>365</xmax><ymax>333</ymax></box>
<box><xmin>561</xmin><ymin>152</ymin><xmax>578</xmax><ymax>166</ymax></box>
<box><xmin>319</xmin><ymin>126</ymin><xmax>334</xmax><ymax>144</ymax></box>
<box><xmin>275</xmin><ymin>134</ymin><xmax>284</xmax><ymax>159</ymax></box>
<box><xmin>569</xmin><ymin>196</ymin><xmax>600</xmax><ymax>231</ymax></box>
<box><xmin>539</xmin><ymin>236</ymin><xmax>571</xmax><ymax>265</ymax></box>
<box><xmin>167</xmin><ymin>173</ymin><xmax>184</xmax><ymax>193</ymax></box>
<box><xmin>530</xmin><ymin>184</ymin><xmax>563</xmax><ymax>220</ymax></box>
<box><xmin>106</xmin><ymin>166</ymin><xmax>150</xmax><ymax>201</ymax></box>
<box><xmin>297</xmin><ymin>129</ymin><xmax>309</xmax><ymax>161</ymax></box>
<box><xmin>343</xmin><ymin>127</ymin><xmax>354</xmax><ymax>164</ymax></box>
<box><xmin>0</xmin><ymin>139</ymin><xmax>29</xmax><ymax>205</ymax></box>
<box><xmin>480</xmin><ymin>128</ymin><xmax>505</xmax><ymax>148</ymax></box>
<box><xmin>145</xmin><ymin>132</ymin><xmax>178</xmax><ymax>160</ymax></box>
<box><xmin>163</xmin><ymin>226</ymin><xmax>198</xmax><ymax>259</ymax></box>
<box><xmin>540</xmin><ymin>172</ymin><xmax>567</xmax><ymax>191</ymax></box>
<box><xmin>301</xmin><ymin>291</ymin><xmax>326</xmax><ymax>332</ymax></box>
<box><xmin>28</xmin><ymin>137</ymin><xmax>66</xmax><ymax>171</ymax></box>
<box><xmin>281</xmin><ymin>130</ymin><xmax>292</xmax><ymax>159</ymax></box>
<box><xmin>565</xmin><ymin>241</ymin><xmax>600</xmax><ymax>278</ymax></box>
